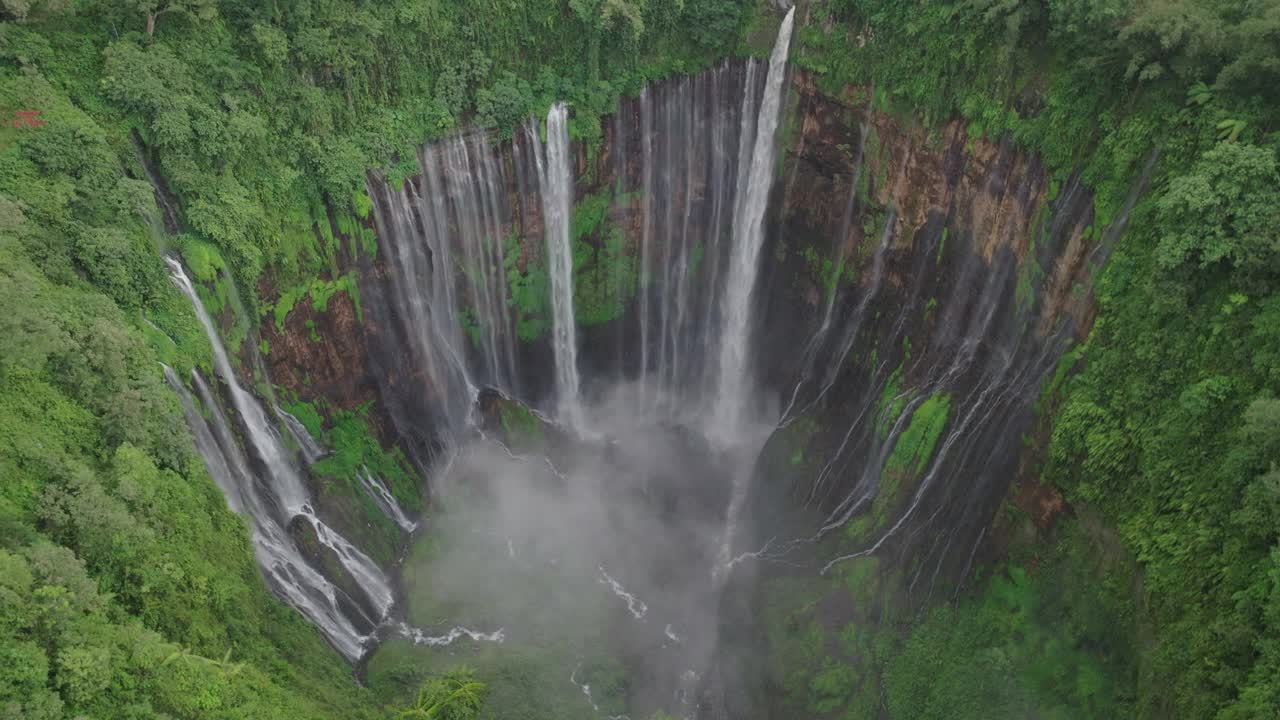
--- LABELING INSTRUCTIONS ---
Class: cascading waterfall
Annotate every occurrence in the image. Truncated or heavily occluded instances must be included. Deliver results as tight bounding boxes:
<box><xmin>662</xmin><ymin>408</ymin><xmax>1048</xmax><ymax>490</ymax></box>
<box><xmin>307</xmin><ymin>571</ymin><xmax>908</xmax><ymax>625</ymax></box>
<box><xmin>359</xmin><ymin>468</ymin><xmax>418</xmax><ymax>532</ymax></box>
<box><xmin>438</xmin><ymin>134</ymin><xmax>520</xmax><ymax>391</ymax></box>
<box><xmin>165</xmin><ymin>365</ymin><xmax>245</xmax><ymax>514</ymax></box>
<box><xmin>706</xmin><ymin>6</ymin><xmax>796</xmax><ymax>577</ymax></box>
<box><xmin>166</xmin><ymin>258</ymin><xmax>395</xmax><ymax>660</ymax></box>
<box><xmin>711</xmin><ymin>6</ymin><xmax>795</xmax><ymax>436</ymax></box>
<box><xmin>278</xmin><ymin>405</ymin><xmax>328</xmax><ymax>464</ymax></box>
<box><xmin>166</xmin><ymin>365</ymin><xmax>373</xmax><ymax>660</ymax></box>
<box><xmin>167</xmin><ymin>259</ymin><xmax>310</xmax><ymax>514</ymax></box>
<box><xmin>366</xmin><ymin>51</ymin><xmax>785</xmax><ymax>436</ymax></box>
<box><xmin>366</xmin><ymin>130</ymin><xmax>523</xmax><ymax>438</ymax></box>
<box><xmin>536</xmin><ymin>103</ymin><xmax>585</xmax><ymax>427</ymax></box>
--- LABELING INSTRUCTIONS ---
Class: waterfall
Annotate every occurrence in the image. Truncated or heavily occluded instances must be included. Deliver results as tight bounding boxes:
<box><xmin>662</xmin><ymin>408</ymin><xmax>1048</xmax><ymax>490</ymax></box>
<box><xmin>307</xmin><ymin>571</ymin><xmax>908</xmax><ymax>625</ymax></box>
<box><xmin>167</xmin><ymin>258</ymin><xmax>309</xmax><ymax>515</ymax></box>
<box><xmin>535</xmin><ymin>103</ymin><xmax>584</xmax><ymax>427</ymax></box>
<box><xmin>164</xmin><ymin>365</ymin><xmax>245</xmax><ymax>514</ymax></box>
<box><xmin>167</xmin><ymin>365</ymin><xmax>373</xmax><ymax>660</ymax></box>
<box><xmin>625</xmin><ymin>61</ymin><xmax>760</xmax><ymax>416</ymax></box>
<box><xmin>597</xmin><ymin>564</ymin><xmax>649</xmax><ymax>619</ymax></box>
<box><xmin>366</xmin><ymin>130</ymin><xmax>524</xmax><ymax>438</ymax></box>
<box><xmin>359</xmin><ymin>468</ymin><xmax>418</xmax><ymax>532</ymax></box>
<box><xmin>637</xmin><ymin>86</ymin><xmax>654</xmax><ymax>403</ymax></box>
<box><xmin>711</xmin><ymin>6</ymin><xmax>795</xmax><ymax>436</ymax></box>
<box><xmin>165</xmin><ymin>259</ymin><xmax>395</xmax><ymax>660</ymax></box>
<box><xmin>366</xmin><ymin>55</ymin><xmax>782</xmax><ymax>434</ymax></box>
<box><xmin>302</xmin><ymin>507</ymin><xmax>396</xmax><ymax>618</ymax></box>
<box><xmin>277</xmin><ymin>406</ymin><xmax>328</xmax><ymax>464</ymax></box>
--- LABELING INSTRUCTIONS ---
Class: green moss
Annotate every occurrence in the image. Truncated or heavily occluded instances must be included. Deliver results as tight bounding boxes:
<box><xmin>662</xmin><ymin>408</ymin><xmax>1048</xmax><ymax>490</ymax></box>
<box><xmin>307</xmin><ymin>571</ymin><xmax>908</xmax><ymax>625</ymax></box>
<box><xmin>1036</xmin><ymin>341</ymin><xmax>1084</xmax><ymax>414</ymax></box>
<box><xmin>802</xmin><ymin>243</ymin><xmax>849</xmax><ymax>297</ymax></box>
<box><xmin>882</xmin><ymin>534</ymin><xmax>1133</xmax><ymax>719</ymax></box>
<box><xmin>505</xmin><ymin>232</ymin><xmax>551</xmax><ymax>342</ymax></box>
<box><xmin>272</xmin><ymin>273</ymin><xmax>363</xmax><ymax>332</ymax></box>
<box><xmin>809</xmin><ymin>659</ymin><xmax>858</xmax><ymax>714</ymax></box>
<box><xmin>311</xmin><ymin>405</ymin><xmax>419</xmax><ymax>512</ymax></box>
<box><xmin>335</xmin><ymin>212</ymin><xmax>379</xmax><ymax>258</ymax></box>
<box><xmin>274</xmin><ymin>284</ymin><xmax>309</xmax><ymax>331</ymax></box>
<box><xmin>760</xmin><ymin>576</ymin><xmax>832</xmax><ymax>712</ymax></box>
<box><xmin>458</xmin><ymin>306</ymin><xmax>483</xmax><ymax>348</ymax></box>
<box><xmin>884</xmin><ymin>393</ymin><xmax>951</xmax><ymax>481</ymax></box>
<box><xmin>876</xmin><ymin>364</ymin><xmax>909</xmax><ymax>437</ymax></box>
<box><xmin>837</xmin><ymin>556</ymin><xmax>881</xmax><ymax>607</ymax></box>
<box><xmin>298</xmin><ymin>403</ymin><xmax>422</xmax><ymax>564</ymax></box>
<box><xmin>571</xmin><ymin>192</ymin><xmax>637</xmax><ymax>327</ymax></box>
<box><xmin>498</xmin><ymin>400</ymin><xmax>546</xmax><ymax>453</ymax></box>
<box><xmin>850</xmin><ymin>392</ymin><xmax>951</xmax><ymax>541</ymax></box>
<box><xmin>179</xmin><ymin>238</ymin><xmax>227</xmax><ymax>283</ymax></box>
<box><xmin>280</xmin><ymin>400</ymin><xmax>325</xmax><ymax>438</ymax></box>
<box><xmin>784</xmin><ymin>416</ymin><xmax>820</xmax><ymax>469</ymax></box>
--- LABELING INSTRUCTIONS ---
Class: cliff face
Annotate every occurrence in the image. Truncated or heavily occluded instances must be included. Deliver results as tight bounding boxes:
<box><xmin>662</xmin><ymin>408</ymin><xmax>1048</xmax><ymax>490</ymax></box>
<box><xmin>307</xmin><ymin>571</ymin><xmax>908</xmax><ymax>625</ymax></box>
<box><xmin>264</xmin><ymin>64</ymin><xmax>1116</xmax><ymax>548</ymax></box>
<box><xmin>264</xmin><ymin>55</ymin><xmax>1121</xmax><ymax>630</ymax></box>
<box><xmin>258</xmin><ymin>279</ymin><xmax>377</xmax><ymax>413</ymax></box>
<box><xmin>714</xmin><ymin>71</ymin><xmax>1156</xmax><ymax>720</ymax></box>
<box><xmin>269</xmin><ymin>65</ymin><xmax>1104</xmax><ymax>508</ymax></box>
<box><xmin>245</xmin><ymin>62</ymin><xmax>1151</xmax><ymax>714</ymax></box>
<box><xmin>750</xmin><ymin>69</ymin><xmax>1104</xmax><ymax>536</ymax></box>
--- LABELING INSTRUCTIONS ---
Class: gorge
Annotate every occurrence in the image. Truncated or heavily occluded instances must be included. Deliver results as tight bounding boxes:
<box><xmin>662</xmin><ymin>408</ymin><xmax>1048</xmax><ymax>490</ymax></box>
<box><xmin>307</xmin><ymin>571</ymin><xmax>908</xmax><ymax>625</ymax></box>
<box><xmin>4</xmin><ymin>1</ymin><xmax>1280</xmax><ymax>719</ymax></box>
<box><xmin>165</xmin><ymin>7</ymin><xmax>1141</xmax><ymax>714</ymax></box>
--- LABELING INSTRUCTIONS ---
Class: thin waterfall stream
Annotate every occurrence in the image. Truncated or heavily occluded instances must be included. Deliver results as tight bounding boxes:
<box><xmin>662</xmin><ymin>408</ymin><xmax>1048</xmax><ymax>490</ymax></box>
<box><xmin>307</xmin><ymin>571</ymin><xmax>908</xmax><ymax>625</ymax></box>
<box><xmin>711</xmin><ymin>6</ymin><xmax>796</xmax><ymax>437</ymax></box>
<box><xmin>539</xmin><ymin>102</ymin><xmax>585</xmax><ymax>428</ymax></box>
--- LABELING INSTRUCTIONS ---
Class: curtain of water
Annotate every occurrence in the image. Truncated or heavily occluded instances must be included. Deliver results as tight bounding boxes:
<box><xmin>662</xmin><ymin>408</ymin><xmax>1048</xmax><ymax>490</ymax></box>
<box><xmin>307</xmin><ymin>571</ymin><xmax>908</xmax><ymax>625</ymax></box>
<box><xmin>536</xmin><ymin>103</ymin><xmax>585</xmax><ymax>427</ymax></box>
<box><xmin>711</xmin><ymin>7</ymin><xmax>796</xmax><ymax>437</ymax></box>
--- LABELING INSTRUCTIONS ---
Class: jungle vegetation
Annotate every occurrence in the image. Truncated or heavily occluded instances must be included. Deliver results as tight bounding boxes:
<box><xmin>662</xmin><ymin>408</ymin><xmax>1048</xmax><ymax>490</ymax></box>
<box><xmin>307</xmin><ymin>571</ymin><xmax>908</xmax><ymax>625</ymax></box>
<box><xmin>1</xmin><ymin>0</ymin><xmax>1278</xmax><ymax>717</ymax></box>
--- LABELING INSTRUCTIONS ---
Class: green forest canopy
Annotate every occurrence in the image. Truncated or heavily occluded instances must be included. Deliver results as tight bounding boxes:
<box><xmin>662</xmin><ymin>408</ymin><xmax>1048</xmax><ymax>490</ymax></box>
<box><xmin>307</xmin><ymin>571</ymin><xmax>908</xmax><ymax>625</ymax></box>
<box><xmin>1</xmin><ymin>0</ymin><xmax>1279</xmax><ymax>717</ymax></box>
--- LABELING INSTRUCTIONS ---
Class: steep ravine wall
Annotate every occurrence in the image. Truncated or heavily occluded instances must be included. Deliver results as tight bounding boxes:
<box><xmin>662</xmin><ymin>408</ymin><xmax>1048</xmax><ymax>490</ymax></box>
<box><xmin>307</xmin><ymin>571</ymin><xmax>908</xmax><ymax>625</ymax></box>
<box><xmin>254</xmin><ymin>66</ymin><xmax>1134</xmax><ymax>713</ymax></box>
<box><xmin>712</xmin><ymin>71</ymin><xmax>1122</xmax><ymax>718</ymax></box>
<box><xmin>264</xmin><ymin>64</ymin><xmax>1103</xmax><ymax>517</ymax></box>
<box><xmin>749</xmin><ymin>70</ymin><xmax>1104</xmax><ymax>562</ymax></box>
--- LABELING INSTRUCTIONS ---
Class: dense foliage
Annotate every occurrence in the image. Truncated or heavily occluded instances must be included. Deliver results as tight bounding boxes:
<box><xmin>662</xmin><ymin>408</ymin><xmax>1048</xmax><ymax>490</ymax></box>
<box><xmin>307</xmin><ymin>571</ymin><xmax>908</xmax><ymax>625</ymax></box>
<box><xmin>3</xmin><ymin>0</ymin><xmax>1279</xmax><ymax>717</ymax></box>
<box><xmin>784</xmin><ymin>0</ymin><xmax>1280</xmax><ymax>717</ymax></box>
<box><xmin>0</xmin><ymin>0</ymin><xmax>755</xmax><ymax>716</ymax></box>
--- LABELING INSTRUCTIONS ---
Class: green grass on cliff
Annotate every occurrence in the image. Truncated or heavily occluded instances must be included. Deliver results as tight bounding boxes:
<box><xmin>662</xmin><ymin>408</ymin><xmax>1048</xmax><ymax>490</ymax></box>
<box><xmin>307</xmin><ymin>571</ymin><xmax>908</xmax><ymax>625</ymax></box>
<box><xmin>571</xmin><ymin>191</ymin><xmax>638</xmax><ymax>327</ymax></box>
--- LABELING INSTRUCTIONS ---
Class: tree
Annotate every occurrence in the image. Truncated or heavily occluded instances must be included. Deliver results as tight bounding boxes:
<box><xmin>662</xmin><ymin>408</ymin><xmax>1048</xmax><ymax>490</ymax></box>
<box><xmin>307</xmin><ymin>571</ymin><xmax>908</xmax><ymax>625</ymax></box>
<box><xmin>126</xmin><ymin>0</ymin><xmax>216</xmax><ymax>38</ymax></box>
<box><xmin>1118</xmin><ymin>0</ymin><xmax>1225</xmax><ymax>83</ymax></box>
<box><xmin>684</xmin><ymin>0</ymin><xmax>747</xmax><ymax>51</ymax></box>
<box><xmin>1154</xmin><ymin>141</ymin><xmax>1280</xmax><ymax>286</ymax></box>
<box><xmin>570</xmin><ymin>0</ymin><xmax>647</xmax><ymax>80</ymax></box>
<box><xmin>1216</xmin><ymin>0</ymin><xmax>1280</xmax><ymax>103</ymax></box>
<box><xmin>0</xmin><ymin>0</ymin><xmax>70</xmax><ymax>22</ymax></box>
<box><xmin>400</xmin><ymin>666</ymin><xmax>486</xmax><ymax>720</ymax></box>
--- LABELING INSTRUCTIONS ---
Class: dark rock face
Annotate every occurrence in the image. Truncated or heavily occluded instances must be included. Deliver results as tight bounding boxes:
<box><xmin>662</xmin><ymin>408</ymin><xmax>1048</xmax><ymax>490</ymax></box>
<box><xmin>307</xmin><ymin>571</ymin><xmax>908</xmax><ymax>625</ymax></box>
<box><xmin>260</xmin><ymin>64</ymin><xmax>1145</xmax><ymax>706</ymax></box>
<box><xmin>704</xmin><ymin>73</ymin><xmax>1133</xmax><ymax>720</ymax></box>
<box><xmin>258</xmin><ymin>276</ymin><xmax>379</xmax><ymax>414</ymax></box>
<box><xmin>746</xmin><ymin>70</ymin><xmax>1110</xmax><ymax>566</ymax></box>
<box><xmin>265</xmin><ymin>62</ymin><xmax>1116</xmax><ymax>577</ymax></box>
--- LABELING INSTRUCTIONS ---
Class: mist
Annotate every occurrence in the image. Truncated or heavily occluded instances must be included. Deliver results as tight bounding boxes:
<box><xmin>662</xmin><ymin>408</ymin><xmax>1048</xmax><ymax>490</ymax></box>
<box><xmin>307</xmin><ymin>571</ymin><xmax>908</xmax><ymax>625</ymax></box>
<box><xmin>406</xmin><ymin>382</ymin><xmax>774</xmax><ymax>716</ymax></box>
